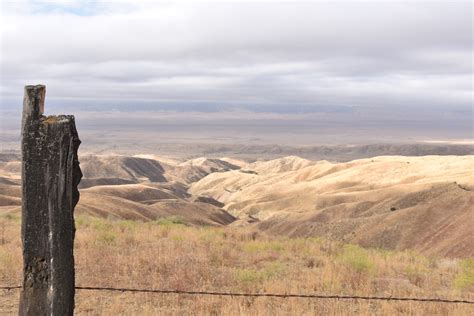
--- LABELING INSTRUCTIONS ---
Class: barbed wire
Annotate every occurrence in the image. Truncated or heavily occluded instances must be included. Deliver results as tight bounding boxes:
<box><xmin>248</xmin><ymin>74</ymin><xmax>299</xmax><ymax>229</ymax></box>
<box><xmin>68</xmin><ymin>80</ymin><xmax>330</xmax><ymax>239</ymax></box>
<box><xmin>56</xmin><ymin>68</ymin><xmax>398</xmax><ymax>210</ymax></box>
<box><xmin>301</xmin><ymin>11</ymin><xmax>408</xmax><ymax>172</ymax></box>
<box><xmin>2</xmin><ymin>285</ymin><xmax>473</xmax><ymax>304</ymax></box>
<box><xmin>0</xmin><ymin>286</ymin><xmax>20</xmax><ymax>290</ymax></box>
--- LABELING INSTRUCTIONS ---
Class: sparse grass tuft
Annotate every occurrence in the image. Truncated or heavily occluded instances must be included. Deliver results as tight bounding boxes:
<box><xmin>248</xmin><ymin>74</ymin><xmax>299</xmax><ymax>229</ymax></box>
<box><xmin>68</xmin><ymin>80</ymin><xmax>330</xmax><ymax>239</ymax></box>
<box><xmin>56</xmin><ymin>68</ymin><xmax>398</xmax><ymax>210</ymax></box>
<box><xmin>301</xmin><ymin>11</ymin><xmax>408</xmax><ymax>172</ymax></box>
<box><xmin>152</xmin><ymin>216</ymin><xmax>187</xmax><ymax>227</ymax></box>
<box><xmin>0</xmin><ymin>248</ymin><xmax>13</xmax><ymax>273</ymax></box>
<box><xmin>454</xmin><ymin>258</ymin><xmax>474</xmax><ymax>291</ymax></box>
<box><xmin>4</xmin><ymin>213</ymin><xmax>20</xmax><ymax>223</ymax></box>
<box><xmin>404</xmin><ymin>265</ymin><xmax>428</xmax><ymax>287</ymax></box>
<box><xmin>339</xmin><ymin>244</ymin><xmax>375</xmax><ymax>274</ymax></box>
<box><xmin>96</xmin><ymin>231</ymin><xmax>117</xmax><ymax>246</ymax></box>
<box><xmin>234</xmin><ymin>262</ymin><xmax>286</xmax><ymax>286</ymax></box>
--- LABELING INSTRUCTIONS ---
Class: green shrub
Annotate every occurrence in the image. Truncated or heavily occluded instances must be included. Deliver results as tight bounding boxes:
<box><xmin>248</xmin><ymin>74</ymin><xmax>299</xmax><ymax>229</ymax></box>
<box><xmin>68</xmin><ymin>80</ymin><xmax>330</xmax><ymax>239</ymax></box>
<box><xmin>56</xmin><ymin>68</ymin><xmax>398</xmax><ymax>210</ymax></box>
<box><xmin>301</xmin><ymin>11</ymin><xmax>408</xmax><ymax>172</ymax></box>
<box><xmin>199</xmin><ymin>228</ymin><xmax>226</xmax><ymax>243</ymax></box>
<box><xmin>153</xmin><ymin>216</ymin><xmax>187</xmax><ymax>227</ymax></box>
<box><xmin>261</xmin><ymin>262</ymin><xmax>286</xmax><ymax>278</ymax></box>
<box><xmin>234</xmin><ymin>268</ymin><xmax>263</xmax><ymax>285</ymax></box>
<box><xmin>96</xmin><ymin>231</ymin><xmax>116</xmax><ymax>245</ymax></box>
<box><xmin>91</xmin><ymin>218</ymin><xmax>114</xmax><ymax>231</ymax></box>
<box><xmin>4</xmin><ymin>213</ymin><xmax>20</xmax><ymax>223</ymax></box>
<box><xmin>117</xmin><ymin>220</ymin><xmax>139</xmax><ymax>232</ymax></box>
<box><xmin>339</xmin><ymin>244</ymin><xmax>375</xmax><ymax>274</ymax></box>
<box><xmin>454</xmin><ymin>258</ymin><xmax>474</xmax><ymax>291</ymax></box>
<box><xmin>75</xmin><ymin>215</ymin><xmax>86</xmax><ymax>228</ymax></box>
<box><xmin>172</xmin><ymin>235</ymin><xmax>185</xmax><ymax>242</ymax></box>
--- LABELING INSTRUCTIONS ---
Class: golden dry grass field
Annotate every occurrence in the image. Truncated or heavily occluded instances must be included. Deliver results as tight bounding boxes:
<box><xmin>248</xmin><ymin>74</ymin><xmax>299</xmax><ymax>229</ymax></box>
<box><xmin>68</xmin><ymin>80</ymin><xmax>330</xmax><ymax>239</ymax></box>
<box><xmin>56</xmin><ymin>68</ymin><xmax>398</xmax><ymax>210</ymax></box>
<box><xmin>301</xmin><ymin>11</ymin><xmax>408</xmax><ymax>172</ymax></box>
<box><xmin>0</xmin><ymin>214</ymin><xmax>473</xmax><ymax>315</ymax></box>
<box><xmin>1</xmin><ymin>154</ymin><xmax>473</xmax><ymax>314</ymax></box>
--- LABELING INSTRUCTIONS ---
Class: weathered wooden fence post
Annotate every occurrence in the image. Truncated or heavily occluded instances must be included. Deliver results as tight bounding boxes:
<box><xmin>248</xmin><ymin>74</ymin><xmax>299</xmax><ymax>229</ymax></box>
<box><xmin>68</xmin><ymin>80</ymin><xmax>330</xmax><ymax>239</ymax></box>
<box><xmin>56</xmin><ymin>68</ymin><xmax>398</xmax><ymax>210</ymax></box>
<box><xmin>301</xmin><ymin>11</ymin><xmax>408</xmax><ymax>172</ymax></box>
<box><xmin>20</xmin><ymin>85</ymin><xmax>82</xmax><ymax>315</ymax></box>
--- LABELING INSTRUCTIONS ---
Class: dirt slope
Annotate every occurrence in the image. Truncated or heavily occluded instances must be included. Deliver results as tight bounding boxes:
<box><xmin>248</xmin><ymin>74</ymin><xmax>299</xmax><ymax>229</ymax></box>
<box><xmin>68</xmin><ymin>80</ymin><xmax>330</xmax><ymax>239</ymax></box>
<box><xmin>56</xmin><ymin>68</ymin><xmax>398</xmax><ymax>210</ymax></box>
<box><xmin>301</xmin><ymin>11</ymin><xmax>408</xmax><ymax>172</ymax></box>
<box><xmin>190</xmin><ymin>155</ymin><xmax>474</xmax><ymax>257</ymax></box>
<box><xmin>0</xmin><ymin>154</ymin><xmax>237</xmax><ymax>226</ymax></box>
<box><xmin>0</xmin><ymin>153</ymin><xmax>472</xmax><ymax>256</ymax></box>
<box><xmin>165</xmin><ymin>157</ymin><xmax>241</xmax><ymax>183</ymax></box>
<box><xmin>79</xmin><ymin>155</ymin><xmax>168</xmax><ymax>186</ymax></box>
<box><xmin>79</xmin><ymin>155</ymin><xmax>240</xmax><ymax>186</ymax></box>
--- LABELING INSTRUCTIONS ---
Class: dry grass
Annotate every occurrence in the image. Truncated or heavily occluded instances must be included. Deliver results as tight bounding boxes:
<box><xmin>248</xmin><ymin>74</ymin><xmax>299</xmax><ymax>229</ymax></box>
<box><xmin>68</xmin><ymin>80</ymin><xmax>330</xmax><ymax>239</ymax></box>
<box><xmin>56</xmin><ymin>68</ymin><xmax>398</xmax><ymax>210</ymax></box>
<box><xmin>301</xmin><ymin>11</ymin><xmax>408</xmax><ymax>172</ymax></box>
<box><xmin>0</xmin><ymin>214</ymin><xmax>473</xmax><ymax>315</ymax></box>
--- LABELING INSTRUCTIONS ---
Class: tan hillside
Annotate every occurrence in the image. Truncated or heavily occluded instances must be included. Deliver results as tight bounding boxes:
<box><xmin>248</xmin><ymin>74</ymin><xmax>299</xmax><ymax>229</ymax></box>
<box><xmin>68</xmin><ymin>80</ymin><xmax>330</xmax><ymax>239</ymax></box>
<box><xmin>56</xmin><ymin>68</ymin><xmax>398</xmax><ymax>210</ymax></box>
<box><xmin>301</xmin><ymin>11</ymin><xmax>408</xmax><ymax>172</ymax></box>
<box><xmin>218</xmin><ymin>157</ymin><xmax>248</xmax><ymax>168</ymax></box>
<box><xmin>0</xmin><ymin>194</ymin><xmax>21</xmax><ymax>206</ymax></box>
<box><xmin>164</xmin><ymin>157</ymin><xmax>240</xmax><ymax>183</ymax></box>
<box><xmin>79</xmin><ymin>154</ymin><xmax>168</xmax><ymax>185</ymax></box>
<box><xmin>0</xmin><ymin>185</ymin><xmax>20</xmax><ymax>199</ymax></box>
<box><xmin>76</xmin><ymin>193</ymin><xmax>235</xmax><ymax>226</ymax></box>
<box><xmin>0</xmin><ymin>161</ymin><xmax>20</xmax><ymax>186</ymax></box>
<box><xmin>82</xmin><ymin>183</ymin><xmax>186</xmax><ymax>202</ymax></box>
<box><xmin>79</xmin><ymin>154</ymin><xmax>239</xmax><ymax>186</ymax></box>
<box><xmin>247</xmin><ymin>155</ymin><xmax>317</xmax><ymax>174</ymax></box>
<box><xmin>149</xmin><ymin>199</ymin><xmax>236</xmax><ymax>226</ymax></box>
<box><xmin>190</xmin><ymin>155</ymin><xmax>474</xmax><ymax>257</ymax></box>
<box><xmin>0</xmin><ymin>161</ymin><xmax>20</xmax><ymax>174</ymax></box>
<box><xmin>0</xmin><ymin>189</ymin><xmax>234</xmax><ymax>226</ymax></box>
<box><xmin>0</xmin><ymin>156</ymin><xmax>235</xmax><ymax>226</ymax></box>
<box><xmin>0</xmin><ymin>153</ymin><xmax>472</xmax><ymax>257</ymax></box>
<box><xmin>132</xmin><ymin>154</ymin><xmax>182</xmax><ymax>166</ymax></box>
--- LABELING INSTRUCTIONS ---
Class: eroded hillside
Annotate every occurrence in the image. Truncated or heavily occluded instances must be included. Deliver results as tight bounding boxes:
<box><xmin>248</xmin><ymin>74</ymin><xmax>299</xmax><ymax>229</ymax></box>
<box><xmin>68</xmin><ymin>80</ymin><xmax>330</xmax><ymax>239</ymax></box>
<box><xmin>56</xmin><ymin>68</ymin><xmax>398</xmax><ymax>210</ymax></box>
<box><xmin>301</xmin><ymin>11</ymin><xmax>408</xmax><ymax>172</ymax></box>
<box><xmin>1</xmin><ymin>153</ymin><xmax>472</xmax><ymax>257</ymax></box>
<box><xmin>191</xmin><ymin>155</ymin><xmax>474</xmax><ymax>257</ymax></box>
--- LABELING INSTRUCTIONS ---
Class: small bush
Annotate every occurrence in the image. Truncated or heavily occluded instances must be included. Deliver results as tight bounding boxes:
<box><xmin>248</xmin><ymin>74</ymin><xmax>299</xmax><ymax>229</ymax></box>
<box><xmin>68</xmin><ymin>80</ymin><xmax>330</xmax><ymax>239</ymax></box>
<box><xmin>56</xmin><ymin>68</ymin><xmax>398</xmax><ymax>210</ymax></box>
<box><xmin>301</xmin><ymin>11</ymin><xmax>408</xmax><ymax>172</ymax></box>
<box><xmin>405</xmin><ymin>265</ymin><xmax>428</xmax><ymax>287</ymax></box>
<box><xmin>153</xmin><ymin>216</ymin><xmax>187</xmax><ymax>227</ymax></box>
<box><xmin>234</xmin><ymin>268</ymin><xmax>263</xmax><ymax>285</ymax></box>
<box><xmin>172</xmin><ymin>235</ymin><xmax>185</xmax><ymax>242</ymax></box>
<box><xmin>92</xmin><ymin>218</ymin><xmax>114</xmax><ymax>231</ymax></box>
<box><xmin>199</xmin><ymin>228</ymin><xmax>226</xmax><ymax>243</ymax></box>
<box><xmin>375</xmin><ymin>248</ymin><xmax>395</xmax><ymax>260</ymax></box>
<box><xmin>234</xmin><ymin>263</ymin><xmax>286</xmax><ymax>285</ymax></box>
<box><xmin>261</xmin><ymin>262</ymin><xmax>286</xmax><ymax>279</ymax></box>
<box><xmin>117</xmin><ymin>220</ymin><xmax>139</xmax><ymax>232</ymax></box>
<box><xmin>305</xmin><ymin>257</ymin><xmax>324</xmax><ymax>269</ymax></box>
<box><xmin>339</xmin><ymin>244</ymin><xmax>375</xmax><ymax>274</ymax></box>
<box><xmin>0</xmin><ymin>249</ymin><xmax>13</xmax><ymax>273</ymax></box>
<box><xmin>4</xmin><ymin>213</ymin><xmax>20</xmax><ymax>223</ymax></box>
<box><xmin>96</xmin><ymin>231</ymin><xmax>117</xmax><ymax>245</ymax></box>
<box><xmin>75</xmin><ymin>216</ymin><xmax>86</xmax><ymax>228</ymax></box>
<box><xmin>454</xmin><ymin>258</ymin><xmax>474</xmax><ymax>291</ymax></box>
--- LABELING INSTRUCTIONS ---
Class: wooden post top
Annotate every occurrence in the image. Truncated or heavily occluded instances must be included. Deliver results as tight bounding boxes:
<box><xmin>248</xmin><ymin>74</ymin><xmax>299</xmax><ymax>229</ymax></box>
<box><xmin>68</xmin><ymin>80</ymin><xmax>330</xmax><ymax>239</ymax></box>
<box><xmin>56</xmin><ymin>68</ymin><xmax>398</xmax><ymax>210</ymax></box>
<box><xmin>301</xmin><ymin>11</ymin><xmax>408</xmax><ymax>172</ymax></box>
<box><xmin>22</xmin><ymin>85</ymin><xmax>46</xmax><ymax>125</ymax></box>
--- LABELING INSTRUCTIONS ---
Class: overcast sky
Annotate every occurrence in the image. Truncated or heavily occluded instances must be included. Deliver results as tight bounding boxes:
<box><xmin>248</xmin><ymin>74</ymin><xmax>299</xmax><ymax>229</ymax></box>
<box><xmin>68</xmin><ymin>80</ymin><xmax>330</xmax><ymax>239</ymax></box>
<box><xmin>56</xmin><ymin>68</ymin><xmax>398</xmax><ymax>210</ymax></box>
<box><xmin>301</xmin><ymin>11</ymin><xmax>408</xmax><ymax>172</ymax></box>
<box><xmin>0</xmin><ymin>0</ymin><xmax>472</xmax><ymax>110</ymax></box>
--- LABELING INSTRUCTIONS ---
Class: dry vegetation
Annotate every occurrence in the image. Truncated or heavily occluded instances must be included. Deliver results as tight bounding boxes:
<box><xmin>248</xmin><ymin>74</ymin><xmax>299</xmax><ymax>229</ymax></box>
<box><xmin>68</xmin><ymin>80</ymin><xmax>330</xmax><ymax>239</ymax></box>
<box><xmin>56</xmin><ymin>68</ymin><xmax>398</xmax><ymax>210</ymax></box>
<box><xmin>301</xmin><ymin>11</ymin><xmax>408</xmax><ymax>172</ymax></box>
<box><xmin>0</xmin><ymin>214</ymin><xmax>473</xmax><ymax>315</ymax></box>
<box><xmin>2</xmin><ymin>154</ymin><xmax>473</xmax><ymax>258</ymax></box>
<box><xmin>1</xmin><ymin>153</ymin><xmax>473</xmax><ymax>314</ymax></box>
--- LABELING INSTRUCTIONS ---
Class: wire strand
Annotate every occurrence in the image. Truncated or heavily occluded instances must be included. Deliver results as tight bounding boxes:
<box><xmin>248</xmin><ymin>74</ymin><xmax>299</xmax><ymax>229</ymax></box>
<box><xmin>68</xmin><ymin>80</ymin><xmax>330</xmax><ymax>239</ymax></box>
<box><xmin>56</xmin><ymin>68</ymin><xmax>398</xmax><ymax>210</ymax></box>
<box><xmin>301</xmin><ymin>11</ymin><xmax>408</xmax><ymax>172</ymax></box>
<box><xmin>2</xmin><ymin>285</ymin><xmax>473</xmax><ymax>304</ymax></box>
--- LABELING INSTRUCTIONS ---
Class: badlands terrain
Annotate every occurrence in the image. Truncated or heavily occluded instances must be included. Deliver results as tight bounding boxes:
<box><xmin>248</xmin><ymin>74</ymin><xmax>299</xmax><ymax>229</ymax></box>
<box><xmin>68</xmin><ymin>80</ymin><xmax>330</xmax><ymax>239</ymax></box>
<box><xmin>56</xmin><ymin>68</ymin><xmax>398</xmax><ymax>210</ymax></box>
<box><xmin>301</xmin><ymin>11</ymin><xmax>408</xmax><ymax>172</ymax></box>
<box><xmin>0</xmin><ymin>152</ymin><xmax>472</xmax><ymax>258</ymax></box>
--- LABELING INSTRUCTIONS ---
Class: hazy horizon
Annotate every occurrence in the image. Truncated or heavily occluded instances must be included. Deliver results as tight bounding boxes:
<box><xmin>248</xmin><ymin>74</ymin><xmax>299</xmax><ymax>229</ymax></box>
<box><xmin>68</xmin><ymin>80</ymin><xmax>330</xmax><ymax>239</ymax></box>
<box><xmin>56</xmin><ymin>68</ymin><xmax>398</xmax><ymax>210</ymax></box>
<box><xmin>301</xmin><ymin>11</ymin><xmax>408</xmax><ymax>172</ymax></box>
<box><xmin>1</xmin><ymin>1</ymin><xmax>472</xmax><ymax>154</ymax></box>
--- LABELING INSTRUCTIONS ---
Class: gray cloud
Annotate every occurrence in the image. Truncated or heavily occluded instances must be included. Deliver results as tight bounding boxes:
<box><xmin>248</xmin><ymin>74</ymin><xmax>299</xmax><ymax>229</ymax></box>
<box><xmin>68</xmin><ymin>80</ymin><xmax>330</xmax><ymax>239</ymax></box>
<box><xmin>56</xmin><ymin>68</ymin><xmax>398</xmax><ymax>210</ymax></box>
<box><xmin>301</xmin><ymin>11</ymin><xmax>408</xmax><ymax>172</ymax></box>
<box><xmin>0</xmin><ymin>1</ymin><xmax>472</xmax><ymax>109</ymax></box>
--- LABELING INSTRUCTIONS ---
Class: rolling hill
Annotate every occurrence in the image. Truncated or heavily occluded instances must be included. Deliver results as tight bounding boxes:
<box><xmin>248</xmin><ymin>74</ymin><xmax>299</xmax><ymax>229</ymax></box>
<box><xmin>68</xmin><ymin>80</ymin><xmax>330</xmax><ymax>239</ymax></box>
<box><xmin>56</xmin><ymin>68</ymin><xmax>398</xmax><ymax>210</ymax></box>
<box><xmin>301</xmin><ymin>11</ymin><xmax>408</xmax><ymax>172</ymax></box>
<box><xmin>0</xmin><ymin>152</ymin><xmax>472</xmax><ymax>257</ymax></box>
<box><xmin>190</xmin><ymin>155</ymin><xmax>474</xmax><ymax>257</ymax></box>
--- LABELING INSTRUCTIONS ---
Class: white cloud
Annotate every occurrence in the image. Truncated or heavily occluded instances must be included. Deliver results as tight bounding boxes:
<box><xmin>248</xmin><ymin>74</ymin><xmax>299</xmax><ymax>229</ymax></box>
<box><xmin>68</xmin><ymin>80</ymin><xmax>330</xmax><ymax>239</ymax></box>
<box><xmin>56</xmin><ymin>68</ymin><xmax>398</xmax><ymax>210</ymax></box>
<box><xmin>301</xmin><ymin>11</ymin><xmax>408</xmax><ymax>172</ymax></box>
<box><xmin>0</xmin><ymin>1</ymin><xmax>472</xmax><ymax>108</ymax></box>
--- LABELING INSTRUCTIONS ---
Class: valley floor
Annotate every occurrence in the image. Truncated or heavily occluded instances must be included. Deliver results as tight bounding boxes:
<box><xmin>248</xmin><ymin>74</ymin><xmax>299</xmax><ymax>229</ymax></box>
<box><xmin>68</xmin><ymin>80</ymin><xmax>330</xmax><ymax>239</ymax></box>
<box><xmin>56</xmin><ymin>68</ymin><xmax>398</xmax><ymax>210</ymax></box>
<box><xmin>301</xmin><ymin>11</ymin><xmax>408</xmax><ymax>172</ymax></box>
<box><xmin>1</xmin><ymin>214</ymin><xmax>473</xmax><ymax>315</ymax></box>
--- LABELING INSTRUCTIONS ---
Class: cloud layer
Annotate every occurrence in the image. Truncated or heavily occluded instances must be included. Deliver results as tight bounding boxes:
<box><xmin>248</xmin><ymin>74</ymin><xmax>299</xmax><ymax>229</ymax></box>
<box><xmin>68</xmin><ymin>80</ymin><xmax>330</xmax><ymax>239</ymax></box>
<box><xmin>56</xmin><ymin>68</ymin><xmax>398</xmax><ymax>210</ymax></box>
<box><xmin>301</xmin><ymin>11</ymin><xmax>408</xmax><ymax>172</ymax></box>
<box><xmin>1</xmin><ymin>1</ymin><xmax>472</xmax><ymax>109</ymax></box>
